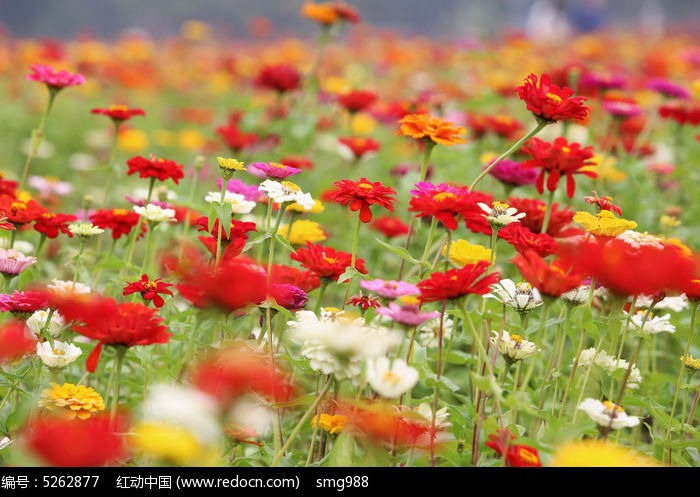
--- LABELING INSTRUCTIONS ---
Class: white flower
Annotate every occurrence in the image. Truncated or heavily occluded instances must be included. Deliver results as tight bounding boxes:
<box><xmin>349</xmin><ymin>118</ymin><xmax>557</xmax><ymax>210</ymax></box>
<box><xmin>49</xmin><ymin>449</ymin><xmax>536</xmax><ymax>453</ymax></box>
<box><xmin>0</xmin><ymin>437</ymin><xmax>11</xmax><ymax>450</ymax></box>
<box><xmin>561</xmin><ymin>284</ymin><xmax>601</xmax><ymax>306</ymax></box>
<box><xmin>418</xmin><ymin>317</ymin><xmax>453</xmax><ymax>349</ymax></box>
<box><xmin>635</xmin><ymin>294</ymin><xmax>688</xmax><ymax>313</ymax></box>
<box><xmin>616</xmin><ymin>230</ymin><xmax>664</xmax><ymax>250</ymax></box>
<box><xmin>577</xmin><ymin>398</ymin><xmax>640</xmax><ymax>430</ymax></box>
<box><xmin>0</xmin><ymin>239</ymin><xmax>35</xmax><ymax>254</ymax></box>
<box><xmin>226</xmin><ymin>395</ymin><xmax>274</xmax><ymax>438</ymax></box>
<box><xmin>134</xmin><ymin>203</ymin><xmax>176</xmax><ymax>224</ymax></box>
<box><xmin>574</xmin><ymin>347</ymin><xmax>642</xmax><ymax>389</ymax></box>
<box><xmin>28</xmin><ymin>175</ymin><xmax>73</xmax><ymax>196</ymax></box>
<box><xmin>26</xmin><ymin>310</ymin><xmax>66</xmax><ymax>338</ymax></box>
<box><xmin>628</xmin><ymin>310</ymin><xmax>676</xmax><ymax>334</ymax></box>
<box><xmin>258</xmin><ymin>180</ymin><xmax>314</xmax><ymax>211</ymax></box>
<box><xmin>484</xmin><ymin>279</ymin><xmax>543</xmax><ymax>313</ymax></box>
<box><xmin>478</xmin><ymin>201</ymin><xmax>525</xmax><ymax>229</ymax></box>
<box><xmin>205</xmin><ymin>191</ymin><xmax>256</xmax><ymax>214</ymax></box>
<box><xmin>47</xmin><ymin>279</ymin><xmax>91</xmax><ymax>296</ymax></box>
<box><xmin>490</xmin><ymin>330</ymin><xmax>539</xmax><ymax>362</ymax></box>
<box><xmin>36</xmin><ymin>340</ymin><xmax>81</xmax><ymax>368</ymax></box>
<box><xmin>142</xmin><ymin>384</ymin><xmax>222</xmax><ymax>446</ymax></box>
<box><xmin>414</xmin><ymin>403</ymin><xmax>451</xmax><ymax>429</ymax></box>
<box><xmin>365</xmin><ymin>357</ymin><xmax>419</xmax><ymax>398</ymax></box>
<box><xmin>68</xmin><ymin>222</ymin><xmax>104</xmax><ymax>239</ymax></box>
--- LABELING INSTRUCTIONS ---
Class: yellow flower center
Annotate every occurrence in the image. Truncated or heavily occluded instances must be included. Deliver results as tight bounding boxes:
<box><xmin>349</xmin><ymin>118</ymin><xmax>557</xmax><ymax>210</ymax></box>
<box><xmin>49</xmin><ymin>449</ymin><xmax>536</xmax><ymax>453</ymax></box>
<box><xmin>144</xmin><ymin>281</ymin><xmax>158</xmax><ymax>291</ymax></box>
<box><xmin>113</xmin><ymin>208</ymin><xmax>128</xmax><ymax>216</ymax></box>
<box><xmin>433</xmin><ymin>192</ymin><xmax>456</xmax><ymax>202</ymax></box>
<box><xmin>398</xmin><ymin>295</ymin><xmax>420</xmax><ymax>306</ymax></box>
<box><xmin>323</xmin><ymin>256</ymin><xmax>337</xmax><ymax>264</ymax></box>
<box><xmin>492</xmin><ymin>201</ymin><xmax>509</xmax><ymax>210</ymax></box>
<box><xmin>109</xmin><ymin>104</ymin><xmax>128</xmax><ymax>112</ymax></box>
<box><xmin>281</xmin><ymin>181</ymin><xmax>300</xmax><ymax>191</ymax></box>
<box><xmin>358</xmin><ymin>183</ymin><xmax>373</xmax><ymax>190</ymax></box>
<box><xmin>510</xmin><ymin>334</ymin><xmax>523</xmax><ymax>343</ymax></box>
<box><xmin>547</xmin><ymin>92</ymin><xmax>563</xmax><ymax>104</ymax></box>
<box><xmin>383</xmin><ymin>371</ymin><xmax>402</xmax><ymax>385</ymax></box>
<box><xmin>11</xmin><ymin>201</ymin><xmax>25</xmax><ymax>211</ymax></box>
<box><xmin>269</xmin><ymin>162</ymin><xmax>286</xmax><ymax>169</ymax></box>
<box><xmin>561</xmin><ymin>146</ymin><xmax>571</xmax><ymax>153</ymax></box>
<box><xmin>518</xmin><ymin>447</ymin><xmax>540</xmax><ymax>465</ymax></box>
<box><xmin>52</xmin><ymin>348</ymin><xmax>66</xmax><ymax>356</ymax></box>
<box><xmin>602</xmin><ymin>400</ymin><xmax>624</xmax><ymax>414</ymax></box>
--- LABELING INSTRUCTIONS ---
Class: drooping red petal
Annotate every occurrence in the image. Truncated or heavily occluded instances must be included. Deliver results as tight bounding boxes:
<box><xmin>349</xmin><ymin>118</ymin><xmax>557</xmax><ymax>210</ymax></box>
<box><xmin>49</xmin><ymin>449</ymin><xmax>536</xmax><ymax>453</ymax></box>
<box><xmin>359</xmin><ymin>203</ymin><xmax>372</xmax><ymax>223</ymax></box>
<box><xmin>86</xmin><ymin>342</ymin><xmax>104</xmax><ymax>373</ymax></box>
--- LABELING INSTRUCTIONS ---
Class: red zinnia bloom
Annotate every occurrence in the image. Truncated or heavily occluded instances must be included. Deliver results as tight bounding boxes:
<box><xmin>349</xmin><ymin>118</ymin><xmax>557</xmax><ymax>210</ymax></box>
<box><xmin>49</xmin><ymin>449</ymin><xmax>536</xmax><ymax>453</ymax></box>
<box><xmin>498</xmin><ymin>223</ymin><xmax>560</xmax><ymax>258</ymax></box>
<box><xmin>194</xmin><ymin>216</ymin><xmax>256</xmax><ymax>261</ymax></box>
<box><xmin>0</xmin><ymin>319</ymin><xmax>37</xmax><ymax>364</ymax></box>
<box><xmin>0</xmin><ymin>176</ymin><xmax>18</xmax><ymax>197</ymax></box>
<box><xmin>91</xmin><ymin>104</ymin><xmax>145</xmax><ymax>124</ymax></box>
<box><xmin>89</xmin><ymin>208</ymin><xmax>144</xmax><ymax>240</ymax></box>
<box><xmin>326</xmin><ymin>177</ymin><xmax>396</xmax><ymax>223</ymax></box>
<box><xmin>126</xmin><ymin>154</ymin><xmax>185</xmax><ymax>185</ymax></box>
<box><xmin>254</xmin><ymin>64</ymin><xmax>302</xmax><ymax>94</ymax></box>
<box><xmin>485</xmin><ymin>429</ymin><xmax>542</xmax><ymax>467</ymax></box>
<box><xmin>290</xmin><ymin>242</ymin><xmax>368</xmax><ymax>281</ymax></box>
<box><xmin>24</xmin><ymin>414</ymin><xmax>128</xmax><ymax>467</ymax></box>
<box><xmin>683</xmin><ymin>279</ymin><xmax>700</xmax><ymax>302</ymax></box>
<box><xmin>370</xmin><ymin>215</ymin><xmax>410</xmax><ymax>239</ymax></box>
<box><xmin>0</xmin><ymin>194</ymin><xmax>47</xmax><ymax>227</ymax></box>
<box><xmin>658</xmin><ymin>101</ymin><xmax>700</xmax><ymax>126</ymax></box>
<box><xmin>122</xmin><ymin>274</ymin><xmax>174</xmax><ymax>308</ymax></box>
<box><xmin>583</xmin><ymin>191</ymin><xmax>623</xmax><ymax>216</ymax></box>
<box><xmin>53</xmin><ymin>294</ymin><xmax>171</xmax><ymax>372</ymax></box>
<box><xmin>507</xmin><ymin>196</ymin><xmax>580</xmax><ymax>238</ymax></box>
<box><xmin>418</xmin><ymin>260</ymin><xmax>500</xmax><ymax>303</ymax></box>
<box><xmin>559</xmin><ymin>238</ymin><xmax>698</xmax><ymax>298</ymax></box>
<box><xmin>271</xmin><ymin>264</ymin><xmax>321</xmax><ymax>293</ymax></box>
<box><xmin>189</xmin><ymin>343</ymin><xmax>295</xmax><ymax>408</ymax></box>
<box><xmin>33</xmin><ymin>211</ymin><xmax>77</xmax><ymax>239</ymax></box>
<box><xmin>279</xmin><ymin>155</ymin><xmax>314</xmax><ymax>170</ymax></box>
<box><xmin>522</xmin><ymin>136</ymin><xmax>597</xmax><ymax>198</ymax></box>
<box><xmin>216</xmin><ymin>122</ymin><xmax>259</xmax><ymax>153</ymax></box>
<box><xmin>408</xmin><ymin>182</ymin><xmax>474</xmax><ymax>231</ymax></box>
<box><xmin>512</xmin><ymin>249</ymin><xmax>584</xmax><ymax>298</ymax></box>
<box><xmin>487</xmin><ymin>114</ymin><xmax>524</xmax><ymax>140</ymax></box>
<box><xmin>338</xmin><ymin>136</ymin><xmax>381</xmax><ymax>159</ymax></box>
<box><xmin>515</xmin><ymin>72</ymin><xmax>590</xmax><ymax>124</ymax></box>
<box><xmin>348</xmin><ymin>294</ymin><xmax>382</xmax><ymax>311</ymax></box>
<box><xmin>26</xmin><ymin>63</ymin><xmax>85</xmax><ymax>90</ymax></box>
<box><xmin>336</xmin><ymin>90</ymin><xmax>378</xmax><ymax>114</ymax></box>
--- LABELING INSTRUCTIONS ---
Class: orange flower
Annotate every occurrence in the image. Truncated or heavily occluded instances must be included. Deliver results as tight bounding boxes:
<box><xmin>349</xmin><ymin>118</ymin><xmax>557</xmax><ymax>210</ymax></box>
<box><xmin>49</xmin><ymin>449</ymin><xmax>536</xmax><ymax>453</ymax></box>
<box><xmin>301</xmin><ymin>2</ymin><xmax>340</xmax><ymax>25</ymax></box>
<box><xmin>397</xmin><ymin>113</ymin><xmax>467</xmax><ymax>147</ymax></box>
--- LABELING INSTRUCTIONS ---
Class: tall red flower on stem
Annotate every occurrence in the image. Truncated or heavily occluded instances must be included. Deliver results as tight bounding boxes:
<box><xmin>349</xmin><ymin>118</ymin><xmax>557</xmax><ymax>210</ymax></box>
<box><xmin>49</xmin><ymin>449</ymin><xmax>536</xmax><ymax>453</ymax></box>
<box><xmin>521</xmin><ymin>136</ymin><xmax>597</xmax><ymax>198</ymax></box>
<box><xmin>91</xmin><ymin>104</ymin><xmax>145</xmax><ymax>124</ymax></box>
<box><xmin>290</xmin><ymin>242</ymin><xmax>368</xmax><ymax>282</ymax></box>
<box><xmin>126</xmin><ymin>154</ymin><xmax>185</xmax><ymax>185</ymax></box>
<box><xmin>336</xmin><ymin>90</ymin><xmax>378</xmax><ymax>114</ymax></box>
<box><xmin>254</xmin><ymin>64</ymin><xmax>302</xmax><ymax>94</ymax></box>
<box><xmin>33</xmin><ymin>211</ymin><xmax>77</xmax><ymax>239</ymax></box>
<box><xmin>0</xmin><ymin>194</ymin><xmax>47</xmax><ymax>228</ymax></box>
<box><xmin>90</xmin><ymin>208</ymin><xmax>145</xmax><ymax>240</ymax></box>
<box><xmin>512</xmin><ymin>249</ymin><xmax>584</xmax><ymax>298</ymax></box>
<box><xmin>408</xmin><ymin>182</ymin><xmax>488</xmax><ymax>231</ymax></box>
<box><xmin>516</xmin><ymin>73</ymin><xmax>590</xmax><ymax>124</ymax></box>
<box><xmin>326</xmin><ymin>177</ymin><xmax>396</xmax><ymax>223</ymax></box>
<box><xmin>418</xmin><ymin>260</ymin><xmax>500</xmax><ymax>303</ymax></box>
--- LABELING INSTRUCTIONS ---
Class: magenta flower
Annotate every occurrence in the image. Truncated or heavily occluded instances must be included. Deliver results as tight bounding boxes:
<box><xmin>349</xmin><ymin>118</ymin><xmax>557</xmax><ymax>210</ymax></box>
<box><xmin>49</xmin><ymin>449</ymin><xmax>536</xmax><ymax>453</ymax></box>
<box><xmin>247</xmin><ymin>161</ymin><xmax>301</xmax><ymax>180</ymax></box>
<box><xmin>487</xmin><ymin>159</ymin><xmax>538</xmax><ymax>188</ymax></box>
<box><xmin>217</xmin><ymin>178</ymin><xmax>267</xmax><ymax>203</ymax></box>
<box><xmin>26</xmin><ymin>64</ymin><xmax>85</xmax><ymax>90</ymax></box>
<box><xmin>376</xmin><ymin>300</ymin><xmax>440</xmax><ymax>327</ymax></box>
<box><xmin>268</xmin><ymin>283</ymin><xmax>308</xmax><ymax>311</ymax></box>
<box><xmin>646</xmin><ymin>77</ymin><xmax>691</xmax><ymax>99</ymax></box>
<box><xmin>0</xmin><ymin>290</ymin><xmax>50</xmax><ymax>316</ymax></box>
<box><xmin>360</xmin><ymin>279</ymin><xmax>420</xmax><ymax>300</ymax></box>
<box><xmin>0</xmin><ymin>249</ymin><xmax>37</xmax><ymax>277</ymax></box>
<box><xmin>602</xmin><ymin>99</ymin><xmax>642</xmax><ymax>118</ymax></box>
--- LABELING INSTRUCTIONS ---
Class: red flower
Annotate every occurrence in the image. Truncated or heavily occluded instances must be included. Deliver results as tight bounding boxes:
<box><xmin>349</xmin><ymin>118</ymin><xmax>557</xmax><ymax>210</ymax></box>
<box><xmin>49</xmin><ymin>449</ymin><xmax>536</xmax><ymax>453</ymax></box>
<box><xmin>338</xmin><ymin>136</ymin><xmax>381</xmax><ymax>159</ymax></box>
<box><xmin>336</xmin><ymin>90</ymin><xmax>378</xmax><ymax>114</ymax></box>
<box><xmin>507</xmin><ymin>196</ymin><xmax>580</xmax><ymax>238</ymax></box>
<box><xmin>498</xmin><ymin>223</ymin><xmax>560</xmax><ymax>258</ymax></box>
<box><xmin>658</xmin><ymin>101</ymin><xmax>700</xmax><ymax>126</ymax></box>
<box><xmin>485</xmin><ymin>429</ymin><xmax>542</xmax><ymax>467</ymax></box>
<box><xmin>408</xmin><ymin>182</ymin><xmax>474</xmax><ymax>231</ymax></box>
<box><xmin>418</xmin><ymin>261</ymin><xmax>500</xmax><ymax>303</ymax></box>
<box><xmin>559</xmin><ymin>238</ymin><xmax>698</xmax><ymax>298</ymax></box>
<box><xmin>683</xmin><ymin>279</ymin><xmax>700</xmax><ymax>302</ymax></box>
<box><xmin>326</xmin><ymin>177</ymin><xmax>396</xmax><ymax>223</ymax></box>
<box><xmin>24</xmin><ymin>414</ymin><xmax>128</xmax><ymax>467</ymax></box>
<box><xmin>0</xmin><ymin>319</ymin><xmax>37</xmax><ymax>364</ymax></box>
<box><xmin>279</xmin><ymin>155</ymin><xmax>314</xmax><ymax>170</ymax></box>
<box><xmin>290</xmin><ymin>242</ymin><xmax>368</xmax><ymax>281</ymax></box>
<box><xmin>269</xmin><ymin>283</ymin><xmax>308</xmax><ymax>311</ymax></box>
<box><xmin>348</xmin><ymin>294</ymin><xmax>381</xmax><ymax>310</ymax></box>
<box><xmin>584</xmin><ymin>191</ymin><xmax>623</xmax><ymax>216</ymax></box>
<box><xmin>194</xmin><ymin>216</ymin><xmax>256</xmax><ymax>261</ymax></box>
<box><xmin>90</xmin><ymin>208</ymin><xmax>144</xmax><ymax>240</ymax></box>
<box><xmin>126</xmin><ymin>154</ymin><xmax>185</xmax><ymax>185</ymax></box>
<box><xmin>189</xmin><ymin>343</ymin><xmax>295</xmax><ymax>408</ymax></box>
<box><xmin>254</xmin><ymin>64</ymin><xmax>301</xmax><ymax>94</ymax></box>
<box><xmin>370</xmin><ymin>215</ymin><xmax>410</xmax><ymax>239</ymax></box>
<box><xmin>487</xmin><ymin>114</ymin><xmax>524</xmax><ymax>140</ymax></box>
<box><xmin>515</xmin><ymin>73</ymin><xmax>590</xmax><ymax>123</ymax></box>
<box><xmin>0</xmin><ymin>290</ymin><xmax>51</xmax><ymax>316</ymax></box>
<box><xmin>512</xmin><ymin>249</ymin><xmax>584</xmax><ymax>298</ymax></box>
<box><xmin>0</xmin><ymin>194</ymin><xmax>47</xmax><ymax>227</ymax></box>
<box><xmin>271</xmin><ymin>264</ymin><xmax>321</xmax><ymax>293</ymax></box>
<box><xmin>91</xmin><ymin>104</ymin><xmax>145</xmax><ymax>124</ymax></box>
<box><xmin>122</xmin><ymin>274</ymin><xmax>174</xmax><ymax>308</ymax></box>
<box><xmin>54</xmin><ymin>294</ymin><xmax>171</xmax><ymax>372</ymax></box>
<box><xmin>216</xmin><ymin>122</ymin><xmax>259</xmax><ymax>153</ymax></box>
<box><xmin>522</xmin><ymin>136</ymin><xmax>597</xmax><ymax>198</ymax></box>
<box><xmin>33</xmin><ymin>211</ymin><xmax>77</xmax><ymax>239</ymax></box>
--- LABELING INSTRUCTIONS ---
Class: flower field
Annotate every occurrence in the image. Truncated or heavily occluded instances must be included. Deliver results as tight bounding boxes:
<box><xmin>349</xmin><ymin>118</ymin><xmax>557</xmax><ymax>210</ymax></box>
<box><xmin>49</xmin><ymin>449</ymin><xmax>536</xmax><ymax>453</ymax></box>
<box><xmin>0</xmin><ymin>2</ymin><xmax>699</xmax><ymax>468</ymax></box>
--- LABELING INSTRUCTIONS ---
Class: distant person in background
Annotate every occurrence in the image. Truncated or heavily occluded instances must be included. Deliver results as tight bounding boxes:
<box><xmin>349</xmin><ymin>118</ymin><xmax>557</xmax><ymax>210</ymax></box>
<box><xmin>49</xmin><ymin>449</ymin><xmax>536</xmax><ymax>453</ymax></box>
<box><xmin>568</xmin><ymin>0</ymin><xmax>608</xmax><ymax>33</ymax></box>
<box><xmin>526</xmin><ymin>0</ymin><xmax>572</xmax><ymax>43</ymax></box>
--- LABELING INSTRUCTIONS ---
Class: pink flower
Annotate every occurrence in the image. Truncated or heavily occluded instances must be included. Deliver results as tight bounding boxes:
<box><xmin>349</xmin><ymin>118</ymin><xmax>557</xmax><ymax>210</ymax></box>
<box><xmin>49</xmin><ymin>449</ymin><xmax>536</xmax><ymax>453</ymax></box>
<box><xmin>0</xmin><ymin>249</ymin><xmax>36</xmax><ymax>277</ymax></box>
<box><xmin>26</xmin><ymin>64</ymin><xmax>85</xmax><ymax>90</ymax></box>
<box><xmin>360</xmin><ymin>279</ymin><xmax>420</xmax><ymax>300</ymax></box>
<box><xmin>377</xmin><ymin>301</ymin><xmax>440</xmax><ymax>327</ymax></box>
<box><xmin>247</xmin><ymin>161</ymin><xmax>302</xmax><ymax>180</ymax></box>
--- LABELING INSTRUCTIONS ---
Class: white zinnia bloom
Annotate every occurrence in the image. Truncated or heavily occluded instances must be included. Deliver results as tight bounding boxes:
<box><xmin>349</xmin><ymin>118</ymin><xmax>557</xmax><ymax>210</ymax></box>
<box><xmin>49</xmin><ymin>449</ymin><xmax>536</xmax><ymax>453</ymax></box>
<box><xmin>577</xmin><ymin>398</ymin><xmax>640</xmax><ymax>430</ymax></box>
<box><xmin>68</xmin><ymin>222</ymin><xmax>104</xmax><ymax>238</ymax></box>
<box><xmin>484</xmin><ymin>279</ymin><xmax>543</xmax><ymax>313</ymax></box>
<box><xmin>490</xmin><ymin>330</ymin><xmax>539</xmax><ymax>362</ymax></box>
<box><xmin>258</xmin><ymin>180</ymin><xmax>314</xmax><ymax>211</ymax></box>
<box><xmin>47</xmin><ymin>279</ymin><xmax>91</xmax><ymax>296</ymax></box>
<box><xmin>142</xmin><ymin>384</ymin><xmax>222</xmax><ymax>446</ymax></box>
<box><xmin>26</xmin><ymin>310</ymin><xmax>66</xmax><ymax>338</ymax></box>
<box><xmin>0</xmin><ymin>238</ymin><xmax>35</xmax><ymax>254</ymax></box>
<box><xmin>205</xmin><ymin>191</ymin><xmax>256</xmax><ymax>214</ymax></box>
<box><xmin>561</xmin><ymin>284</ymin><xmax>602</xmax><ymax>306</ymax></box>
<box><xmin>635</xmin><ymin>294</ymin><xmax>688</xmax><ymax>313</ymax></box>
<box><xmin>418</xmin><ymin>317</ymin><xmax>453</xmax><ymax>349</ymax></box>
<box><xmin>415</xmin><ymin>403</ymin><xmax>451</xmax><ymax>429</ymax></box>
<box><xmin>616</xmin><ymin>230</ymin><xmax>664</xmax><ymax>249</ymax></box>
<box><xmin>226</xmin><ymin>394</ymin><xmax>274</xmax><ymax>438</ymax></box>
<box><xmin>134</xmin><ymin>203</ymin><xmax>176</xmax><ymax>224</ymax></box>
<box><xmin>628</xmin><ymin>310</ymin><xmax>676</xmax><ymax>334</ymax></box>
<box><xmin>574</xmin><ymin>348</ymin><xmax>642</xmax><ymax>389</ymax></box>
<box><xmin>477</xmin><ymin>201</ymin><xmax>526</xmax><ymax>229</ymax></box>
<box><xmin>36</xmin><ymin>340</ymin><xmax>81</xmax><ymax>368</ymax></box>
<box><xmin>365</xmin><ymin>357</ymin><xmax>419</xmax><ymax>398</ymax></box>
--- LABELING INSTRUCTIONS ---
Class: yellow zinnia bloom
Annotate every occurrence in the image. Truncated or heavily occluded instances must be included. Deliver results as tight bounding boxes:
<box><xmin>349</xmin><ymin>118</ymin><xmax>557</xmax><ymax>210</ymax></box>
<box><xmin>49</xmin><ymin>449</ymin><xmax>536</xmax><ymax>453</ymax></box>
<box><xmin>117</xmin><ymin>128</ymin><xmax>149</xmax><ymax>153</ymax></box>
<box><xmin>573</xmin><ymin>210</ymin><xmax>637</xmax><ymax>237</ymax></box>
<box><xmin>279</xmin><ymin>219</ymin><xmax>326</xmax><ymax>245</ymax></box>
<box><xmin>311</xmin><ymin>413</ymin><xmax>348</xmax><ymax>435</ymax></box>
<box><xmin>131</xmin><ymin>422</ymin><xmax>220</xmax><ymax>466</ymax></box>
<box><xmin>550</xmin><ymin>439</ymin><xmax>661</xmax><ymax>467</ymax></box>
<box><xmin>39</xmin><ymin>383</ymin><xmax>105</xmax><ymax>420</ymax></box>
<box><xmin>442</xmin><ymin>239</ymin><xmax>492</xmax><ymax>267</ymax></box>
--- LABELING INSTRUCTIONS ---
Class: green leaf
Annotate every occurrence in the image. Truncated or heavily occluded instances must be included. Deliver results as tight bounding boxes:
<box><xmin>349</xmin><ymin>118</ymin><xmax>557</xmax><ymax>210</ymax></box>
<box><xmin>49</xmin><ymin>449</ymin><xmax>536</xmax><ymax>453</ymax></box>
<box><xmin>470</xmin><ymin>372</ymin><xmax>503</xmax><ymax>400</ymax></box>
<box><xmin>242</xmin><ymin>232</ymin><xmax>272</xmax><ymax>253</ymax></box>
<box><xmin>336</xmin><ymin>266</ymin><xmax>361</xmax><ymax>285</ymax></box>
<box><xmin>328</xmin><ymin>431</ymin><xmax>355</xmax><ymax>467</ymax></box>
<box><xmin>274</xmin><ymin>233</ymin><xmax>295</xmax><ymax>253</ymax></box>
<box><xmin>423</xmin><ymin>371</ymin><xmax>461</xmax><ymax>392</ymax></box>
<box><xmin>373</xmin><ymin>238</ymin><xmax>422</xmax><ymax>266</ymax></box>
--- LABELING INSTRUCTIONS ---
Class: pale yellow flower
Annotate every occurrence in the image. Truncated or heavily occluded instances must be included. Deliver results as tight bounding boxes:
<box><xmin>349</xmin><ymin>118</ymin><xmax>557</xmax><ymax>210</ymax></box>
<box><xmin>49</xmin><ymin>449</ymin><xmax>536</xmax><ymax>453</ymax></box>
<box><xmin>573</xmin><ymin>210</ymin><xmax>637</xmax><ymax>237</ymax></box>
<box><xmin>442</xmin><ymin>239</ymin><xmax>492</xmax><ymax>267</ymax></box>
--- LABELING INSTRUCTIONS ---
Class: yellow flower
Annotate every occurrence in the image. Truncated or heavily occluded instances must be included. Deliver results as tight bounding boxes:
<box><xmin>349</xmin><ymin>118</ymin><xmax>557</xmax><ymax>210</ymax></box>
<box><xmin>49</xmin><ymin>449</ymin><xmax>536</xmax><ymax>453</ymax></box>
<box><xmin>131</xmin><ymin>422</ymin><xmax>220</xmax><ymax>466</ymax></box>
<box><xmin>279</xmin><ymin>219</ymin><xmax>327</xmax><ymax>245</ymax></box>
<box><xmin>573</xmin><ymin>210</ymin><xmax>637</xmax><ymax>237</ymax></box>
<box><xmin>117</xmin><ymin>128</ymin><xmax>149</xmax><ymax>152</ymax></box>
<box><xmin>351</xmin><ymin>113</ymin><xmax>377</xmax><ymax>135</ymax></box>
<box><xmin>550</xmin><ymin>439</ymin><xmax>661</xmax><ymax>467</ymax></box>
<box><xmin>660</xmin><ymin>215</ymin><xmax>681</xmax><ymax>230</ymax></box>
<box><xmin>39</xmin><ymin>383</ymin><xmax>105</xmax><ymax>420</ymax></box>
<box><xmin>442</xmin><ymin>239</ymin><xmax>492</xmax><ymax>267</ymax></box>
<box><xmin>312</xmin><ymin>413</ymin><xmax>348</xmax><ymax>435</ymax></box>
<box><xmin>586</xmin><ymin>154</ymin><xmax>626</xmax><ymax>183</ymax></box>
<box><xmin>288</xmin><ymin>199</ymin><xmax>324</xmax><ymax>214</ymax></box>
<box><xmin>217</xmin><ymin>157</ymin><xmax>246</xmax><ymax>172</ymax></box>
<box><xmin>681</xmin><ymin>354</ymin><xmax>700</xmax><ymax>372</ymax></box>
<box><xmin>178</xmin><ymin>129</ymin><xmax>206</xmax><ymax>151</ymax></box>
<box><xmin>301</xmin><ymin>2</ymin><xmax>339</xmax><ymax>25</ymax></box>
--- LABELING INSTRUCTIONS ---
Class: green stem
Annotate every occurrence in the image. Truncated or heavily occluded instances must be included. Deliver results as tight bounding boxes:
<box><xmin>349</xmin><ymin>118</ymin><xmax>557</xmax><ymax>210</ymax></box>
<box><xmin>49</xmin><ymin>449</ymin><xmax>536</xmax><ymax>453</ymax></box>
<box><xmin>18</xmin><ymin>89</ymin><xmax>57</xmax><ymax>192</ymax></box>
<box><xmin>418</xmin><ymin>217</ymin><xmax>438</xmax><ymax>279</ymax></box>
<box><xmin>341</xmin><ymin>213</ymin><xmax>363</xmax><ymax>310</ymax></box>
<box><xmin>540</xmin><ymin>189</ymin><xmax>556</xmax><ymax>235</ymax></box>
<box><xmin>139</xmin><ymin>223</ymin><xmax>155</xmax><ymax>275</ymax></box>
<box><xmin>110</xmin><ymin>346</ymin><xmax>127</xmax><ymax>423</ymax></box>
<box><xmin>313</xmin><ymin>280</ymin><xmax>329</xmax><ymax>315</ymax></box>
<box><xmin>99</xmin><ymin>123</ymin><xmax>121</xmax><ymax>208</ymax></box>
<box><xmin>468</xmin><ymin>122</ymin><xmax>547</xmax><ymax>192</ymax></box>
